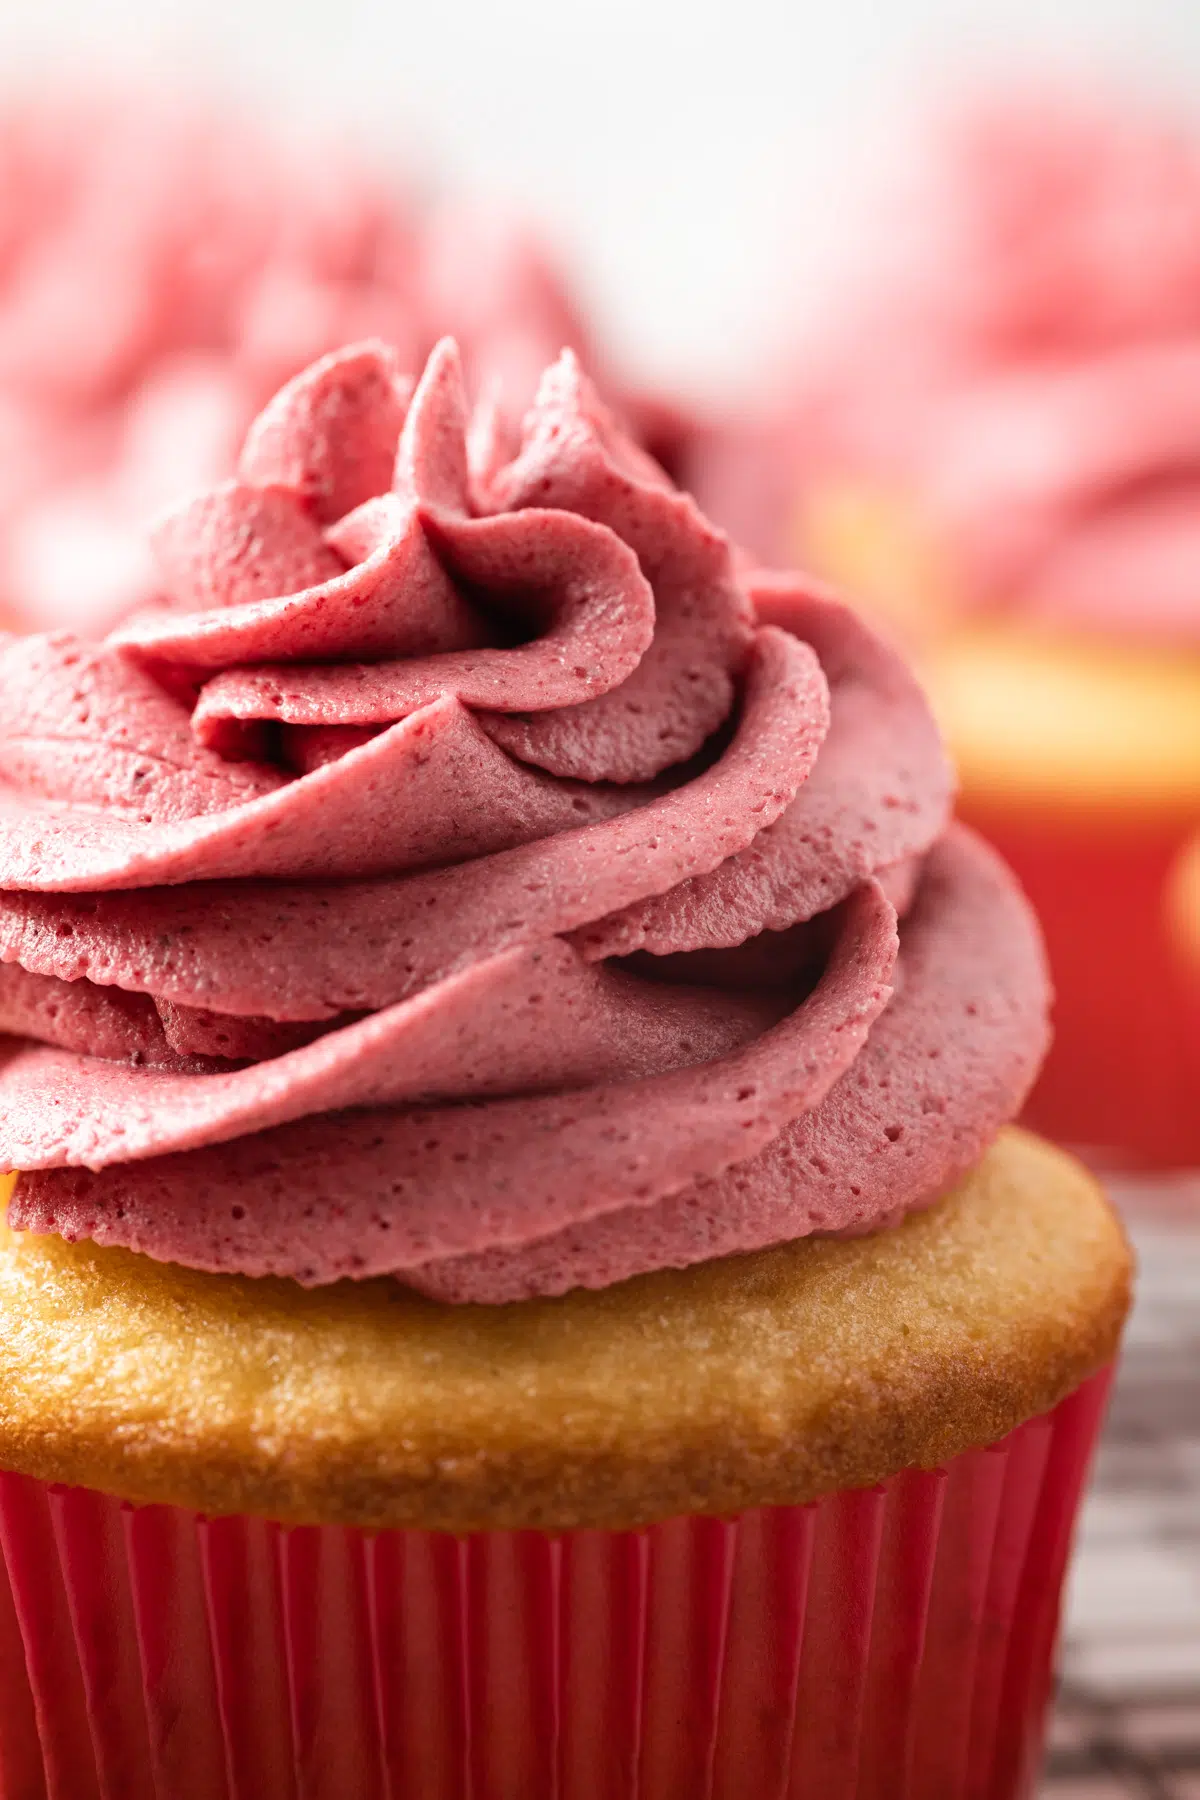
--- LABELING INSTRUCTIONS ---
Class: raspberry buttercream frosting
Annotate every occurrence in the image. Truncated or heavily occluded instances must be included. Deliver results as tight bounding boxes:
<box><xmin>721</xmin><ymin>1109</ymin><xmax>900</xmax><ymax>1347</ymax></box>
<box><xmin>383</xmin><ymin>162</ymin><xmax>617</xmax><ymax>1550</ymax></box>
<box><xmin>0</xmin><ymin>339</ymin><xmax>1049</xmax><ymax>1302</ymax></box>
<box><xmin>713</xmin><ymin>87</ymin><xmax>1200</xmax><ymax>644</ymax></box>
<box><xmin>0</xmin><ymin>89</ymin><xmax>594</xmax><ymax>637</ymax></box>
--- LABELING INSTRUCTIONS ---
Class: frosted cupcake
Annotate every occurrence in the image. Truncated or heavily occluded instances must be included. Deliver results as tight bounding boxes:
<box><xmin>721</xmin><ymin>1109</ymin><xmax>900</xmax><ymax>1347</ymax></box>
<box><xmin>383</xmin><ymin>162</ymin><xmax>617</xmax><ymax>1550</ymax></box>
<box><xmin>697</xmin><ymin>86</ymin><xmax>1200</xmax><ymax>1168</ymax></box>
<box><xmin>0</xmin><ymin>340</ymin><xmax>1129</xmax><ymax>1797</ymax></box>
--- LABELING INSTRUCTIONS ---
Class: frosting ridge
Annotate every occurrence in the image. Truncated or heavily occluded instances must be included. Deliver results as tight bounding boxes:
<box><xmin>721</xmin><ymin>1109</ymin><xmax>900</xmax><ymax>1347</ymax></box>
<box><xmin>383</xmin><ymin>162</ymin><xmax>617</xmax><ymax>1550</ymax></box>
<box><xmin>0</xmin><ymin>337</ymin><xmax>1048</xmax><ymax>1300</ymax></box>
<box><xmin>0</xmin><ymin>90</ymin><xmax>600</xmax><ymax>637</ymax></box>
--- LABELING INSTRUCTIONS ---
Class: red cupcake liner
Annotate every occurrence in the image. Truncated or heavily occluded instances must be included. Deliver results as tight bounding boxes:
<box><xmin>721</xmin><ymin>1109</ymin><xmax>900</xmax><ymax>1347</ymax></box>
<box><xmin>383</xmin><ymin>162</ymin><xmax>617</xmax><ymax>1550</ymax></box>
<box><xmin>961</xmin><ymin>804</ymin><xmax>1200</xmax><ymax>1169</ymax></box>
<box><xmin>0</xmin><ymin>1369</ymin><xmax>1111</xmax><ymax>1800</ymax></box>
<box><xmin>1172</xmin><ymin>841</ymin><xmax>1200</xmax><ymax>1085</ymax></box>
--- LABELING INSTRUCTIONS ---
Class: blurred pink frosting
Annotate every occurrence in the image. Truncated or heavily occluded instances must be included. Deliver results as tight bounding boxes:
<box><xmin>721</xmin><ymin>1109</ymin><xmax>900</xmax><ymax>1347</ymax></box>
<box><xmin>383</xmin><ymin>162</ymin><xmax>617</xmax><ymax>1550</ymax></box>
<box><xmin>0</xmin><ymin>87</ymin><xmax>598</xmax><ymax>639</ymax></box>
<box><xmin>0</xmin><ymin>338</ymin><xmax>1048</xmax><ymax>1301</ymax></box>
<box><xmin>700</xmin><ymin>86</ymin><xmax>1200</xmax><ymax>643</ymax></box>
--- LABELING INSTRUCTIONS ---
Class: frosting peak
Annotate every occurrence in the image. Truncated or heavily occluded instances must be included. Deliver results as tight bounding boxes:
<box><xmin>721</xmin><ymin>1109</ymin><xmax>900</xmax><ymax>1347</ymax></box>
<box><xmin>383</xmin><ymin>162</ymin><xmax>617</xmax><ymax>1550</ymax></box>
<box><xmin>0</xmin><ymin>92</ymin><xmax>603</xmax><ymax>639</ymax></box>
<box><xmin>0</xmin><ymin>339</ymin><xmax>1047</xmax><ymax>1300</ymax></box>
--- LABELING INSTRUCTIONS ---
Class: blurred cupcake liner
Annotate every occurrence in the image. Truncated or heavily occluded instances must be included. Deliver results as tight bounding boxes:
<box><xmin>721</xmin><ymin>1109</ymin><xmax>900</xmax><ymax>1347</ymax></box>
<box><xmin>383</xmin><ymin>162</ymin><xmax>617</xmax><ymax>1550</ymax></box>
<box><xmin>1166</xmin><ymin>828</ymin><xmax>1200</xmax><ymax>1108</ymax></box>
<box><xmin>0</xmin><ymin>1369</ymin><xmax>1111</xmax><ymax>1800</ymax></box>
<box><xmin>968</xmin><ymin>812</ymin><xmax>1200</xmax><ymax>1169</ymax></box>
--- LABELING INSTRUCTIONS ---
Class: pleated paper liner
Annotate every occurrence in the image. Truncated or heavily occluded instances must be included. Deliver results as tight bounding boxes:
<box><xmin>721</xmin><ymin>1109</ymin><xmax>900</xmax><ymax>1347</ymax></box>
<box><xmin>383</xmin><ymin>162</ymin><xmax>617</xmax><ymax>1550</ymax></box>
<box><xmin>1168</xmin><ymin>831</ymin><xmax>1200</xmax><ymax>1112</ymax></box>
<box><xmin>0</xmin><ymin>1368</ymin><xmax>1111</xmax><ymax>1800</ymax></box>
<box><xmin>962</xmin><ymin>807</ymin><xmax>1200</xmax><ymax>1170</ymax></box>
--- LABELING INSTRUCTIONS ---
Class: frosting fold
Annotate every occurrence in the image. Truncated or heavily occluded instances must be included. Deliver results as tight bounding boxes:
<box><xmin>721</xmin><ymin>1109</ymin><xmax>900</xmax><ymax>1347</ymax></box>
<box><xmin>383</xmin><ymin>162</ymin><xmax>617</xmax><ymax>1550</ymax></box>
<box><xmin>0</xmin><ymin>337</ymin><xmax>1049</xmax><ymax>1300</ymax></box>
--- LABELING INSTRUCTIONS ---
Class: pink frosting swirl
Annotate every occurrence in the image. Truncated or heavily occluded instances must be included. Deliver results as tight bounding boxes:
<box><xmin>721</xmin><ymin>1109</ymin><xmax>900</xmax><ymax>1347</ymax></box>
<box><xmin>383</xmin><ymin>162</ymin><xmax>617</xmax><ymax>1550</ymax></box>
<box><xmin>704</xmin><ymin>87</ymin><xmax>1200</xmax><ymax>645</ymax></box>
<box><xmin>0</xmin><ymin>339</ymin><xmax>1048</xmax><ymax>1301</ymax></box>
<box><xmin>0</xmin><ymin>88</ymin><xmax>597</xmax><ymax>638</ymax></box>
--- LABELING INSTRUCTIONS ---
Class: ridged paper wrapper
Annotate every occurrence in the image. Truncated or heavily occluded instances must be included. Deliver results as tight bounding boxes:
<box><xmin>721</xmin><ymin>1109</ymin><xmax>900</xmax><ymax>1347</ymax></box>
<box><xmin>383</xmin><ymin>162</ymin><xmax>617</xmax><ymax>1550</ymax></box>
<box><xmin>970</xmin><ymin>810</ymin><xmax>1199</xmax><ymax>1169</ymax></box>
<box><xmin>0</xmin><ymin>1369</ymin><xmax>1111</xmax><ymax>1800</ymax></box>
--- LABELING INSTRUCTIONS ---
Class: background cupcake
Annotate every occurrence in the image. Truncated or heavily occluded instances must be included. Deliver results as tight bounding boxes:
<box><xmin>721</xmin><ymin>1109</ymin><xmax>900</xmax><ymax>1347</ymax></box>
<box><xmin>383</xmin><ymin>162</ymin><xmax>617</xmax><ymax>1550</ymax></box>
<box><xmin>0</xmin><ymin>85</ymin><xmax>603</xmax><ymax>640</ymax></box>
<box><xmin>0</xmin><ymin>337</ymin><xmax>1131</xmax><ymax>1796</ymax></box>
<box><xmin>696</xmin><ymin>85</ymin><xmax>1200</xmax><ymax>1170</ymax></box>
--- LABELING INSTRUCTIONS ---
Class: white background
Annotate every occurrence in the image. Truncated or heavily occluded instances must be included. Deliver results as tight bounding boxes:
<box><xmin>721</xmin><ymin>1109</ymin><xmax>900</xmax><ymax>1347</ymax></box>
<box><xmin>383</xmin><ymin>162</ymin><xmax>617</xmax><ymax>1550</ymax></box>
<box><xmin>4</xmin><ymin>0</ymin><xmax>1200</xmax><ymax>396</ymax></box>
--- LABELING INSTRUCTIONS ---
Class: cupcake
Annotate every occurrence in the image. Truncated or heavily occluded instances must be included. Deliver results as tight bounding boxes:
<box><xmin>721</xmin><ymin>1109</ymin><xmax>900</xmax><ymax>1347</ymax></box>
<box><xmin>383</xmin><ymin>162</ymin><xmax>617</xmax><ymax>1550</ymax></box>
<box><xmin>0</xmin><ymin>86</ymin><xmax>598</xmax><ymax>639</ymax></box>
<box><xmin>697</xmin><ymin>85</ymin><xmax>1200</xmax><ymax>1169</ymax></box>
<box><xmin>0</xmin><ymin>340</ymin><xmax>1130</xmax><ymax>1797</ymax></box>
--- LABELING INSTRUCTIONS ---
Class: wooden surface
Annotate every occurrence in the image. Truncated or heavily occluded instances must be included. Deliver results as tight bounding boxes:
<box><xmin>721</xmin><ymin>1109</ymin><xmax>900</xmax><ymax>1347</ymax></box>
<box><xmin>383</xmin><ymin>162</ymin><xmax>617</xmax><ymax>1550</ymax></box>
<box><xmin>1042</xmin><ymin>1175</ymin><xmax>1200</xmax><ymax>1796</ymax></box>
